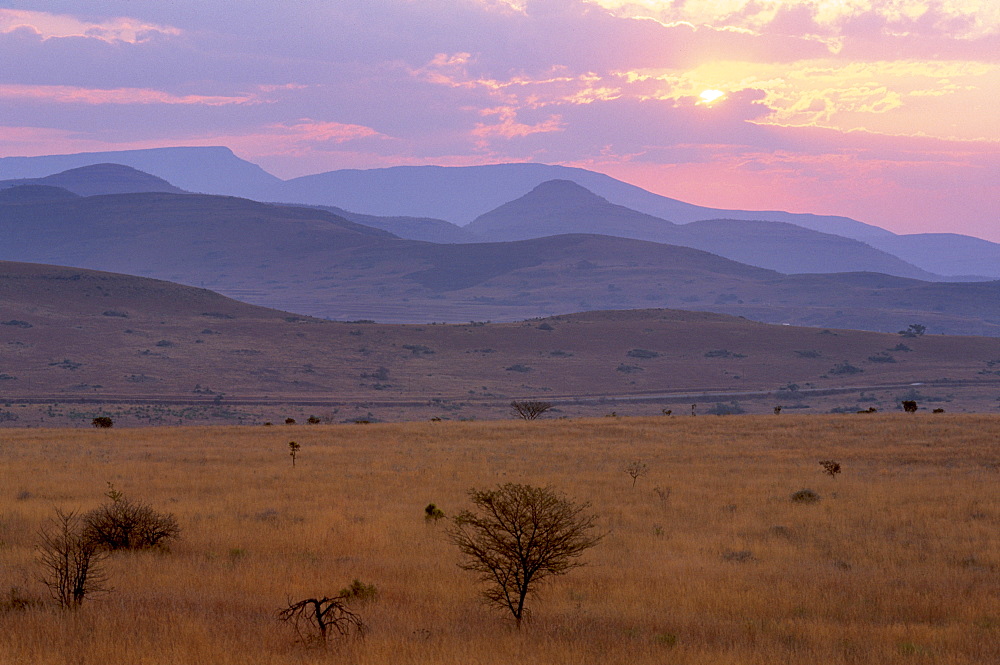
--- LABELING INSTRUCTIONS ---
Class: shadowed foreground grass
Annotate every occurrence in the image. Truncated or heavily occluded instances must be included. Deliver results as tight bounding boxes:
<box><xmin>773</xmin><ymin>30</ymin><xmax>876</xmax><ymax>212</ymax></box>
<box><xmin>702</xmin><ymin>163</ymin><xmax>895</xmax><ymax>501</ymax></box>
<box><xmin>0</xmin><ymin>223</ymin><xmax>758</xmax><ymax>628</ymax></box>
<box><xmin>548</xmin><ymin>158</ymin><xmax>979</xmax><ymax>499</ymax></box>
<box><xmin>0</xmin><ymin>414</ymin><xmax>997</xmax><ymax>664</ymax></box>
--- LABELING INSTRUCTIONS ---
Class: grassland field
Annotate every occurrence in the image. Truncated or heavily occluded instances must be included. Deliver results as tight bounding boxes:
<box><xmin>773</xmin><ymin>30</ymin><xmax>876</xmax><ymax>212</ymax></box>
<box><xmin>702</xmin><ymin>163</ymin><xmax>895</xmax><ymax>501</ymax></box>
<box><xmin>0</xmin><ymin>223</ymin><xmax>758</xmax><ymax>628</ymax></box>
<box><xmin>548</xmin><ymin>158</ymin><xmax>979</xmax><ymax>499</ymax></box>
<box><xmin>0</xmin><ymin>414</ymin><xmax>997</xmax><ymax>664</ymax></box>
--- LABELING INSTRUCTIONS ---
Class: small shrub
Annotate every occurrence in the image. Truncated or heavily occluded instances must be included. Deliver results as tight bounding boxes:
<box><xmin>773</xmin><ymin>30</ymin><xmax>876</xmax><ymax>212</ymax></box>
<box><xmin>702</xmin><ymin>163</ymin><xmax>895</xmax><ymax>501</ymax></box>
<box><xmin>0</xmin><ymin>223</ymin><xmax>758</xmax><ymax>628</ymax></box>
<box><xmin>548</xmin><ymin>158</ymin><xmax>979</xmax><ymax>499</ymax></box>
<box><xmin>902</xmin><ymin>400</ymin><xmax>918</xmax><ymax>413</ymax></box>
<box><xmin>616</xmin><ymin>364</ymin><xmax>643</xmax><ymax>373</ymax></box>
<box><xmin>819</xmin><ymin>460</ymin><xmax>841</xmax><ymax>478</ymax></box>
<box><xmin>91</xmin><ymin>416</ymin><xmax>113</xmax><ymax>429</ymax></box>
<box><xmin>704</xmin><ymin>349</ymin><xmax>746</xmax><ymax>359</ymax></box>
<box><xmin>790</xmin><ymin>489</ymin><xmax>821</xmax><ymax>504</ymax></box>
<box><xmin>868</xmin><ymin>352</ymin><xmax>896</xmax><ymax>363</ymax></box>
<box><xmin>424</xmin><ymin>503</ymin><xmax>445</xmax><ymax>521</ymax></box>
<box><xmin>285</xmin><ymin>417</ymin><xmax>296</xmax><ymax>425</ymax></box>
<box><xmin>339</xmin><ymin>578</ymin><xmax>378</xmax><ymax>603</ymax></box>
<box><xmin>82</xmin><ymin>484</ymin><xmax>180</xmax><ymax>551</ymax></box>
<box><xmin>721</xmin><ymin>549</ymin><xmax>754</xmax><ymax>563</ymax></box>
<box><xmin>626</xmin><ymin>349</ymin><xmax>660</xmax><ymax>359</ymax></box>
<box><xmin>505</xmin><ymin>364</ymin><xmax>532</xmax><ymax>373</ymax></box>
<box><xmin>828</xmin><ymin>361</ymin><xmax>863</xmax><ymax>375</ymax></box>
<box><xmin>306</xmin><ymin>415</ymin><xmax>321</xmax><ymax>424</ymax></box>
<box><xmin>794</xmin><ymin>349</ymin><xmax>821</xmax><ymax>358</ymax></box>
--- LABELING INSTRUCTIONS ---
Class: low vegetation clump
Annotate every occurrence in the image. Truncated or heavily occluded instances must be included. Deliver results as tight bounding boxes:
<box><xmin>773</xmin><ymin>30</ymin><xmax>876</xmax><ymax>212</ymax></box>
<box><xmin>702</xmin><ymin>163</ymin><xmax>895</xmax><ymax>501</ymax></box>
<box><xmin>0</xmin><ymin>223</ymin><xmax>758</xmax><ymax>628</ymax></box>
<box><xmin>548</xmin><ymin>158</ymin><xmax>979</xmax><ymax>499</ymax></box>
<box><xmin>790</xmin><ymin>488</ymin><xmax>821</xmax><ymax>504</ymax></box>
<box><xmin>82</xmin><ymin>484</ymin><xmax>180</xmax><ymax>551</ymax></box>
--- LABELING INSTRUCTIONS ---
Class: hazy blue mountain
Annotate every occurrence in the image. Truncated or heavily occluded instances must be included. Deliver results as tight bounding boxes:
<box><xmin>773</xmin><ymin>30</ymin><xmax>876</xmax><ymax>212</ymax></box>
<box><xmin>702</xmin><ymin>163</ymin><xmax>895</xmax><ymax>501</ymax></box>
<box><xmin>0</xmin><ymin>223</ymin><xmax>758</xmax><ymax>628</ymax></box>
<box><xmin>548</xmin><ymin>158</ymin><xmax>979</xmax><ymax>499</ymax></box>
<box><xmin>0</xmin><ymin>147</ymin><xmax>281</xmax><ymax>200</ymax></box>
<box><xmin>1</xmin><ymin>148</ymin><xmax>994</xmax><ymax>279</ymax></box>
<box><xmin>0</xmin><ymin>185</ymin><xmax>80</xmax><ymax>205</ymax></box>
<box><xmin>309</xmin><ymin>205</ymin><xmax>477</xmax><ymax>243</ymax></box>
<box><xmin>867</xmin><ymin>233</ymin><xmax>1000</xmax><ymax>280</ymax></box>
<box><xmin>1</xmin><ymin>190</ymin><xmax>998</xmax><ymax>335</ymax></box>
<box><xmin>0</xmin><ymin>163</ymin><xmax>185</xmax><ymax>197</ymax></box>
<box><xmin>466</xmin><ymin>180</ymin><xmax>940</xmax><ymax>280</ymax></box>
<box><xmin>278</xmin><ymin>163</ymin><xmax>893</xmax><ymax>242</ymax></box>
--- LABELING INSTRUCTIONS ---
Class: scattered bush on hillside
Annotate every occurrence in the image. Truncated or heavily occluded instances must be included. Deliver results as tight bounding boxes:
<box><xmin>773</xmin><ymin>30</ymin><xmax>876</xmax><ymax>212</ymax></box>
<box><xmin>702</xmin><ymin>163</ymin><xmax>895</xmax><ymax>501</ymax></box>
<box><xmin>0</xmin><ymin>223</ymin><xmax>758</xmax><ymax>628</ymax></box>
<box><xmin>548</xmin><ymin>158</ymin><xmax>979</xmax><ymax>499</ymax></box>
<box><xmin>868</xmin><ymin>352</ymin><xmax>896</xmax><ymax>363</ymax></box>
<box><xmin>828</xmin><ymin>361</ymin><xmax>863</xmax><ymax>376</ymax></box>
<box><xmin>505</xmin><ymin>364</ymin><xmax>532</xmax><ymax>373</ymax></box>
<box><xmin>402</xmin><ymin>344</ymin><xmax>434</xmax><ymax>355</ymax></box>
<box><xmin>306</xmin><ymin>416</ymin><xmax>321</xmax><ymax>424</ymax></box>
<box><xmin>899</xmin><ymin>323</ymin><xmax>926</xmax><ymax>338</ymax></box>
<box><xmin>616</xmin><ymin>364</ymin><xmax>643</xmax><ymax>373</ymax></box>
<box><xmin>101</xmin><ymin>310</ymin><xmax>128</xmax><ymax>318</ymax></box>
<box><xmin>704</xmin><ymin>349</ymin><xmax>746</xmax><ymax>359</ymax></box>
<box><xmin>902</xmin><ymin>400</ymin><xmax>918</xmax><ymax>413</ymax></box>
<box><xmin>790</xmin><ymin>489</ymin><xmax>821</xmax><ymax>504</ymax></box>
<box><xmin>82</xmin><ymin>484</ymin><xmax>180</xmax><ymax>552</ymax></box>
<box><xmin>626</xmin><ymin>349</ymin><xmax>660</xmax><ymax>359</ymax></box>
<box><xmin>91</xmin><ymin>416</ymin><xmax>113</xmax><ymax>428</ymax></box>
<box><xmin>794</xmin><ymin>349</ymin><xmax>822</xmax><ymax>358</ymax></box>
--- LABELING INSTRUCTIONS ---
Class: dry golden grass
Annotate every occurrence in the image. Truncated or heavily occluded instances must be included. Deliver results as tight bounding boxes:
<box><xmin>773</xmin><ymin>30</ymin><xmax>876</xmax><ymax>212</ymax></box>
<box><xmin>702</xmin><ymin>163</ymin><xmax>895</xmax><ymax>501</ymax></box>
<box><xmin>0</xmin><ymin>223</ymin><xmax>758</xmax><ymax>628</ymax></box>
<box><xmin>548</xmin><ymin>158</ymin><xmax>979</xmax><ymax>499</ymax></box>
<box><xmin>1</xmin><ymin>414</ymin><xmax>998</xmax><ymax>664</ymax></box>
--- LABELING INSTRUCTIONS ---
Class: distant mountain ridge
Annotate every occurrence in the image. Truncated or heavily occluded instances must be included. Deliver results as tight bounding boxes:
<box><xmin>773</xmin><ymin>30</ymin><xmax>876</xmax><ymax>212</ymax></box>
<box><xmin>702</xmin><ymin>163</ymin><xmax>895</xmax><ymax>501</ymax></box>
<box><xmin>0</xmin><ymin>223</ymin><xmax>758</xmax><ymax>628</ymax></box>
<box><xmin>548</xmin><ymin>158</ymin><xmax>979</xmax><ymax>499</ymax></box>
<box><xmin>0</xmin><ymin>147</ymin><xmax>997</xmax><ymax>279</ymax></box>
<box><xmin>466</xmin><ymin>180</ymin><xmax>940</xmax><ymax>279</ymax></box>
<box><xmin>0</xmin><ymin>163</ymin><xmax>184</xmax><ymax>197</ymax></box>
<box><xmin>1</xmin><ymin>189</ymin><xmax>999</xmax><ymax>335</ymax></box>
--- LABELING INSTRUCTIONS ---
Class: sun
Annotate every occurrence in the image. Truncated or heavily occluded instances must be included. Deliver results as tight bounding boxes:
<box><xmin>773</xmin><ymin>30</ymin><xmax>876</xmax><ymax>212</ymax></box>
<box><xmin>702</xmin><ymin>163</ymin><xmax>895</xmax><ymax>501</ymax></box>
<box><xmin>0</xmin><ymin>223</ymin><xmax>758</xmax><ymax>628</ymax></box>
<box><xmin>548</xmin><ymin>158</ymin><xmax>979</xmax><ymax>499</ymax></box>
<box><xmin>698</xmin><ymin>89</ymin><xmax>725</xmax><ymax>104</ymax></box>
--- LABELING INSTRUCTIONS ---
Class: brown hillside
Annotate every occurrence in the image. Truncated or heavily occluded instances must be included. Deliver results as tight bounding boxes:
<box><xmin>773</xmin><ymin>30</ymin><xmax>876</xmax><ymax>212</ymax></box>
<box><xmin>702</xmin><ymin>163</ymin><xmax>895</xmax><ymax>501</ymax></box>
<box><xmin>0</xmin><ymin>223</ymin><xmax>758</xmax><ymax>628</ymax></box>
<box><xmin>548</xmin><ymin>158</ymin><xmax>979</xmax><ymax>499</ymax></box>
<box><xmin>1</xmin><ymin>262</ymin><xmax>998</xmax><ymax>425</ymax></box>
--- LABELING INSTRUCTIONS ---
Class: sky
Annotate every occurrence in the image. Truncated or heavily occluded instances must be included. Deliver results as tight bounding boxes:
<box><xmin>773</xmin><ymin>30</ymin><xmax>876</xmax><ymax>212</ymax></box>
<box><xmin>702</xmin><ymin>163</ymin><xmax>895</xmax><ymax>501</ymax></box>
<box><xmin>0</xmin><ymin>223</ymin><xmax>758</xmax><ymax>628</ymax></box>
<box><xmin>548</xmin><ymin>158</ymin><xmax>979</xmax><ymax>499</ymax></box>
<box><xmin>0</xmin><ymin>1</ymin><xmax>997</xmax><ymax>240</ymax></box>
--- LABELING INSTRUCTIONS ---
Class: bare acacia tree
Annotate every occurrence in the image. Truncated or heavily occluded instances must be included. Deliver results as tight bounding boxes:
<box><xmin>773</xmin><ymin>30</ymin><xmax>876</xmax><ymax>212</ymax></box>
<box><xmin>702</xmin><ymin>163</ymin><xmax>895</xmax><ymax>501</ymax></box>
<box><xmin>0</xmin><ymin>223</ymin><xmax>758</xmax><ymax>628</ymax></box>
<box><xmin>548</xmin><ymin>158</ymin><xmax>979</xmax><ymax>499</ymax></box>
<box><xmin>37</xmin><ymin>509</ymin><xmax>107</xmax><ymax>609</ymax></box>
<box><xmin>623</xmin><ymin>460</ymin><xmax>649</xmax><ymax>488</ymax></box>
<box><xmin>510</xmin><ymin>401</ymin><xmax>553</xmax><ymax>420</ymax></box>
<box><xmin>448</xmin><ymin>483</ymin><xmax>601</xmax><ymax>628</ymax></box>
<box><xmin>278</xmin><ymin>595</ymin><xmax>366</xmax><ymax>645</ymax></box>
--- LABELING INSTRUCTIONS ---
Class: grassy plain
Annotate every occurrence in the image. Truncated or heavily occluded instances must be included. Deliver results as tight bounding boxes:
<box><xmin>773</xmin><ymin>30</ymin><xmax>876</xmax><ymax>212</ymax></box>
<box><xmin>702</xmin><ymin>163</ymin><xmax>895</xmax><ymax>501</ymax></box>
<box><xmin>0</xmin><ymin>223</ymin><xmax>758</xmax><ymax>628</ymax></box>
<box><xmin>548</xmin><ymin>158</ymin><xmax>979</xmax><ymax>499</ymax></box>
<box><xmin>0</xmin><ymin>414</ymin><xmax>997</xmax><ymax>664</ymax></box>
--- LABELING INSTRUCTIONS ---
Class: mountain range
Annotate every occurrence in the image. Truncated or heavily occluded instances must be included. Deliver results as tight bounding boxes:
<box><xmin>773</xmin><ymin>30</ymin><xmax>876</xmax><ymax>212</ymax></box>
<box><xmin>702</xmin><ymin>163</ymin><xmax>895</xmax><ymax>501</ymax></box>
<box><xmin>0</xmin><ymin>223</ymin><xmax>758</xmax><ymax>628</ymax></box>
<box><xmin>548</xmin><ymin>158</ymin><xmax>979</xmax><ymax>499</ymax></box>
<box><xmin>1</xmin><ymin>178</ymin><xmax>999</xmax><ymax>335</ymax></box>
<box><xmin>1</xmin><ymin>147</ymin><xmax>997</xmax><ymax>280</ymax></box>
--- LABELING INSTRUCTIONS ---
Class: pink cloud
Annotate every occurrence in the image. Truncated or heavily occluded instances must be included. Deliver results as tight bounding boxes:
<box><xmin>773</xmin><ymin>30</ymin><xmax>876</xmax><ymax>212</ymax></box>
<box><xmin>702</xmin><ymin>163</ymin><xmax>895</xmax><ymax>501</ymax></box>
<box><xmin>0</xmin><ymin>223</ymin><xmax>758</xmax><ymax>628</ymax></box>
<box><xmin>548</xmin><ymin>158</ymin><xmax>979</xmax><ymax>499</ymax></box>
<box><xmin>0</xmin><ymin>84</ymin><xmax>258</xmax><ymax>106</ymax></box>
<box><xmin>0</xmin><ymin>9</ymin><xmax>180</xmax><ymax>44</ymax></box>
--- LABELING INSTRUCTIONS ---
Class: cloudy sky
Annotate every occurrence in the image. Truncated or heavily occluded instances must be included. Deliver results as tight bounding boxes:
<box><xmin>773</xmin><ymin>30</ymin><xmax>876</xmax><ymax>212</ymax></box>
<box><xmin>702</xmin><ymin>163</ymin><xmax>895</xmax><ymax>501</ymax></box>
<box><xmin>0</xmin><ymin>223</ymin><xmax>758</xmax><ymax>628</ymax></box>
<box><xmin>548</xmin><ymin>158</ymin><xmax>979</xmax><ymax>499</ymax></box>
<box><xmin>1</xmin><ymin>1</ymin><xmax>997</xmax><ymax>240</ymax></box>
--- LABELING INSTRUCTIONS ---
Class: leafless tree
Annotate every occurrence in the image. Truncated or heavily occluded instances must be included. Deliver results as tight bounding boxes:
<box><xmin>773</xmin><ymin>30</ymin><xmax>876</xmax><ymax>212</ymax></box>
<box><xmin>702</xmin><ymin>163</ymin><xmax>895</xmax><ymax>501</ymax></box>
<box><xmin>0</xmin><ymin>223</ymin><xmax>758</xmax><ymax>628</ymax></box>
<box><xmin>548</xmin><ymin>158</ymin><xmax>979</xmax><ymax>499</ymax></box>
<box><xmin>37</xmin><ymin>509</ymin><xmax>107</xmax><ymax>609</ymax></box>
<box><xmin>623</xmin><ymin>460</ymin><xmax>649</xmax><ymax>488</ymax></box>
<box><xmin>510</xmin><ymin>400</ymin><xmax>553</xmax><ymax>420</ymax></box>
<box><xmin>448</xmin><ymin>483</ymin><xmax>601</xmax><ymax>628</ymax></box>
<box><xmin>278</xmin><ymin>594</ymin><xmax>366</xmax><ymax>644</ymax></box>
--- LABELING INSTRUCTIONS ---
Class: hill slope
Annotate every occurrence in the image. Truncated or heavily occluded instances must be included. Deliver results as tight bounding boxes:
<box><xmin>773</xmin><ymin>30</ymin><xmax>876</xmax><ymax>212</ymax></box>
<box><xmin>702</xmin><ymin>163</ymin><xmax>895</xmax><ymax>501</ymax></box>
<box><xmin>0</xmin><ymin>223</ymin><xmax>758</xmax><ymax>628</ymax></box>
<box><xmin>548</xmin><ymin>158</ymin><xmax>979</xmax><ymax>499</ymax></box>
<box><xmin>1</xmin><ymin>261</ymin><xmax>998</xmax><ymax>422</ymax></box>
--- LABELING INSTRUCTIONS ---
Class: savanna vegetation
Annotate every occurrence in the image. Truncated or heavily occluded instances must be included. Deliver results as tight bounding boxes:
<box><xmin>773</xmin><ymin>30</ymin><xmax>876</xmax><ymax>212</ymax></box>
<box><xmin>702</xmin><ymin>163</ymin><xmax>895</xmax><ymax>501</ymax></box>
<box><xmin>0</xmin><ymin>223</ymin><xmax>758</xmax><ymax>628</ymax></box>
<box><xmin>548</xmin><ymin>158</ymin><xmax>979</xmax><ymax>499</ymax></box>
<box><xmin>0</xmin><ymin>414</ymin><xmax>997</xmax><ymax>664</ymax></box>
